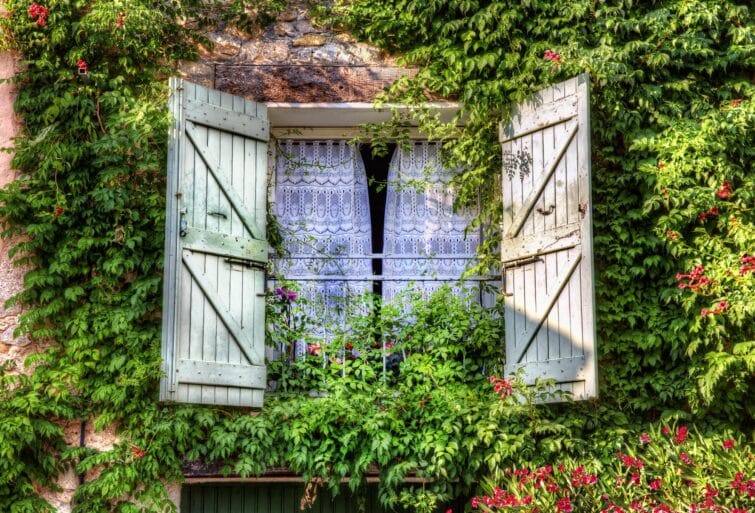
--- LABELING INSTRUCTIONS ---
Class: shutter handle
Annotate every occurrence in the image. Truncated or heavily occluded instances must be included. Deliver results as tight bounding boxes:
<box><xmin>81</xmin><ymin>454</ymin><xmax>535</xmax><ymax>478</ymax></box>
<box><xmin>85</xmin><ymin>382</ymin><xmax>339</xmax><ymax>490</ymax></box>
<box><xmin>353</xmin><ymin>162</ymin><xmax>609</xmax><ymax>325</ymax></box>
<box><xmin>179</xmin><ymin>216</ymin><xmax>188</xmax><ymax>238</ymax></box>
<box><xmin>536</xmin><ymin>204</ymin><xmax>555</xmax><ymax>216</ymax></box>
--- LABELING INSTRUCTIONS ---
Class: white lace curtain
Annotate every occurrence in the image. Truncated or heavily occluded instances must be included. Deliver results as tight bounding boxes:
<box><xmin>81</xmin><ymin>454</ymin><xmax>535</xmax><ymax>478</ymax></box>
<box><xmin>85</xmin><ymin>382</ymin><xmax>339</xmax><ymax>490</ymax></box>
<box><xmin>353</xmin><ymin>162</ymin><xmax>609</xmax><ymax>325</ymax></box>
<box><xmin>273</xmin><ymin>140</ymin><xmax>372</xmax><ymax>354</ymax></box>
<box><xmin>383</xmin><ymin>141</ymin><xmax>480</xmax><ymax>304</ymax></box>
<box><xmin>273</xmin><ymin>140</ymin><xmax>480</xmax><ymax>349</ymax></box>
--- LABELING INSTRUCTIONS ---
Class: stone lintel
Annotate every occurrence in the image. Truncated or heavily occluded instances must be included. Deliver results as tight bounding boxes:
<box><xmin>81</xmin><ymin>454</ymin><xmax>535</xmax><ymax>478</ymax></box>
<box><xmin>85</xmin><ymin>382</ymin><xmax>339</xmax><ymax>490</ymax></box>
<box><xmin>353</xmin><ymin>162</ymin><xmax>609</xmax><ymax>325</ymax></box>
<box><xmin>215</xmin><ymin>65</ymin><xmax>418</xmax><ymax>103</ymax></box>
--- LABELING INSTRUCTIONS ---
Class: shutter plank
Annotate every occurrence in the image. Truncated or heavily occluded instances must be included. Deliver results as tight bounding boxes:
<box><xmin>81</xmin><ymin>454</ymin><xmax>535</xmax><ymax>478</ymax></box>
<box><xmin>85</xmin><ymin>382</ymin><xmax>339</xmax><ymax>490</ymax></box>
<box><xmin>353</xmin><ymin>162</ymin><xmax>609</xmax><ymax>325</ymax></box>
<box><xmin>500</xmin><ymin>74</ymin><xmax>597</xmax><ymax>400</ymax></box>
<box><xmin>161</xmin><ymin>79</ymin><xmax>269</xmax><ymax>407</ymax></box>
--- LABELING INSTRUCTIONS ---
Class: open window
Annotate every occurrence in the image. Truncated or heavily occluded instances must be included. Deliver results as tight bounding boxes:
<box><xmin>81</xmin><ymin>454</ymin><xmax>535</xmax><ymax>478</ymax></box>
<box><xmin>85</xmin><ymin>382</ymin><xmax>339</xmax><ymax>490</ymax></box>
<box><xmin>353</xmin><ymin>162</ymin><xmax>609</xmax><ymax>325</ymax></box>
<box><xmin>159</xmin><ymin>75</ymin><xmax>598</xmax><ymax>407</ymax></box>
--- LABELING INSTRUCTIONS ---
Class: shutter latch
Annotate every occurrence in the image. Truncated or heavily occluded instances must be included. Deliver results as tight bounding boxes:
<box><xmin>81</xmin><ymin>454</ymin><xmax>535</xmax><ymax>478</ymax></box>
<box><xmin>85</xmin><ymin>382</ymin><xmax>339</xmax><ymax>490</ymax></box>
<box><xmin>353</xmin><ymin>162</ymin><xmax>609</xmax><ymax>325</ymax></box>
<box><xmin>224</xmin><ymin>257</ymin><xmax>266</xmax><ymax>270</ymax></box>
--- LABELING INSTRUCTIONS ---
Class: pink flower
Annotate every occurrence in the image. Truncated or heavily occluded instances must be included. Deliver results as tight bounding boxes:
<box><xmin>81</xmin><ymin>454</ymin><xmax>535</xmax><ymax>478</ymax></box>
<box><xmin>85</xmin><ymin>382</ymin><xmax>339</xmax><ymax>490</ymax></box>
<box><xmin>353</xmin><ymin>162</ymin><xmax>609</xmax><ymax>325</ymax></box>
<box><xmin>470</xmin><ymin>497</ymin><xmax>479</xmax><ymax>509</ymax></box>
<box><xmin>717</xmin><ymin>181</ymin><xmax>733</xmax><ymax>199</ymax></box>
<box><xmin>557</xmin><ymin>497</ymin><xmax>573</xmax><ymax>513</ymax></box>
<box><xmin>662</xmin><ymin>426</ymin><xmax>670</xmax><ymax>435</ymax></box>
<box><xmin>275</xmin><ymin>287</ymin><xmax>297</xmax><ymax>301</ymax></box>
<box><xmin>307</xmin><ymin>343</ymin><xmax>321</xmax><ymax>356</ymax></box>
<box><xmin>639</xmin><ymin>433</ymin><xmax>651</xmax><ymax>444</ymax></box>
<box><xmin>680</xmin><ymin>453</ymin><xmax>693</xmax><ymax>465</ymax></box>
<box><xmin>673</xmin><ymin>426</ymin><xmax>688</xmax><ymax>444</ymax></box>
<box><xmin>544</xmin><ymin>50</ymin><xmax>561</xmax><ymax>64</ymax></box>
<box><xmin>723</xmin><ymin>439</ymin><xmax>735</xmax><ymax>449</ymax></box>
<box><xmin>649</xmin><ymin>479</ymin><xmax>662</xmax><ymax>490</ymax></box>
<box><xmin>630</xmin><ymin>473</ymin><xmax>640</xmax><ymax>485</ymax></box>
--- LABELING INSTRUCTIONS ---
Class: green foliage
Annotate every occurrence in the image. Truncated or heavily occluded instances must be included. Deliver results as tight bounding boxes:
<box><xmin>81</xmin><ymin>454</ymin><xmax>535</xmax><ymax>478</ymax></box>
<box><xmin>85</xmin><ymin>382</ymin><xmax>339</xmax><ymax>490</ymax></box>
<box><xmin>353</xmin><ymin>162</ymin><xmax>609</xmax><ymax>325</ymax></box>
<box><xmin>0</xmin><ymin>0</ymin><xmax>753</xmax><ymax>511</ymax></box>
<box><xmin>475</xmin><ymin>424</ymin><xmax>755</xmax><ymax>512</ymax></box>
<box><xmin>329</xmin><ymin>0</ymin><xmax>755</xmax><ymax>419</ymax></box>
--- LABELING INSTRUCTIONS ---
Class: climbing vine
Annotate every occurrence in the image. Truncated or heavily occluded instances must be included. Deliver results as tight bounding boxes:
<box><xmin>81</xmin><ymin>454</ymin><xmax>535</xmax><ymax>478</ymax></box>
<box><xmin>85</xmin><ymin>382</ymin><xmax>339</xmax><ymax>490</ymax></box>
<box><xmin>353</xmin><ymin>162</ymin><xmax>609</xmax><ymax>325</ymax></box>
<box><xmin>0</xmin><ymin>0</ymin><xmax>753</xmax><ymax>512</ymax></box>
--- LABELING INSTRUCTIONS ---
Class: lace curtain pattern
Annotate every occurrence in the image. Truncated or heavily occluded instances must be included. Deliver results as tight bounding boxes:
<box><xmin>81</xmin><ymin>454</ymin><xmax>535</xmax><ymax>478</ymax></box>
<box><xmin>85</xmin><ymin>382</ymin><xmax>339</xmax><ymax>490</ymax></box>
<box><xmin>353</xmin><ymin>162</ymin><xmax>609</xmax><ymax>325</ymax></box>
<box><xmin>273</xmin><ymin>140</ymin><xmax>480</xmax><ymax>352</ymax></box>
<box><xmin>273</xmin><ymin>140</ymin><xmax>372</xmax><ymax>354</ymax></box>
<box><xmin>382</xmin><ymin>142</ymin><xmax>480</xmax><ymax>304</ymax></box>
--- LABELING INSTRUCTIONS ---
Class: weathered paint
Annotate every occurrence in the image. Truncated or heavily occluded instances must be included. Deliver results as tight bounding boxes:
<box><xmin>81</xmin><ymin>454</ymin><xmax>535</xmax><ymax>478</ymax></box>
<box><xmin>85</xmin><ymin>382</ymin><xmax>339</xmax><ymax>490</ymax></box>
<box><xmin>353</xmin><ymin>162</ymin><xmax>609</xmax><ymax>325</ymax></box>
<box><xmin>499</xmin><ymin>74</ymin><xmax>597</xmax><ymax>400</ymax></box>
<box><xmin>160</xmin><ymin>79</ymin><xmax>268</xmax><ymax>407</ymax></box>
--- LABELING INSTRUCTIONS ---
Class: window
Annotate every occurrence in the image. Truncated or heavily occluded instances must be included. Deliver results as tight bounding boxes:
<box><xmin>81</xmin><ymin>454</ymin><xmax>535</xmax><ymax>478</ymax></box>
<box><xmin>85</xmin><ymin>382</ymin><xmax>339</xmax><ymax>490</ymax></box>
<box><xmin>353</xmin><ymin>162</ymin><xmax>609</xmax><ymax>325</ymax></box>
<box><xmin>160</xmin><ymin>76</ymin><xmax>598</xmax><ymax>407</ymax></box>
<box><xmin>269</xmin><ymin>136</ymin><xmax>487</xmax><ymax>353</ymax></box>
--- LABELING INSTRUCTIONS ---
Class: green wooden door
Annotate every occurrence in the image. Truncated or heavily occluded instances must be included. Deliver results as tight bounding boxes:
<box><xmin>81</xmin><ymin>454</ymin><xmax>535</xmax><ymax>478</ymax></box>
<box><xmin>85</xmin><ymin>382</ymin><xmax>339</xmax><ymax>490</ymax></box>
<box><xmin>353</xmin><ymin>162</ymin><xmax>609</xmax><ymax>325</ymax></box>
<box><xmin>181</xmin><ymin>484</ymin><xmax>385</xmax><ymax>513</ymax></box>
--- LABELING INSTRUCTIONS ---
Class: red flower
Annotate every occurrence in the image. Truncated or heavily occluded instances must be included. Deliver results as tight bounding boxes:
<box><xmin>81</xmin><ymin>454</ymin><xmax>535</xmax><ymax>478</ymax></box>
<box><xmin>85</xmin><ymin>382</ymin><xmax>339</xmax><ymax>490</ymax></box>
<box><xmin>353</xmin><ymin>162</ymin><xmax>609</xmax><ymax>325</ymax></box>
<box><xmin>717</xmin><ymin>180</ymin><xmax>733</xmax><ymax>199</ymax></box>
<box><xmin>116</xmin><ymin>12</ymin><xmax>125</xmax><ymax>29</ymax></box>
<box><xmin>28</xmin><ymin>3</ymin><xmax>49</xmax><ymax>26</ymax></box>
<box><xmin>630</xmin><ymin>473</ymin><xmax>640</xmax><ymax>485</ymax></box>
<box><xmin>662</xmin><ymin>426</ymin><xmax>670</xmax><ymax>435</ymax></box>
<box><xmin>544</xmin><ymin>50</ymin><xmax>561</xmax><ymax>64</ymax></box>
<box><xmin>129</xmin><ymin>443</ymin><xmax>145</xmax><ymax>459</ymax></box>
<box><xmin>723</xmin><ymin>439</ymin><xmax>735</xmax><ymax>449</ymax></box>
<box><xmin>489</xmin><ymin>376</ymin><xmax>514</xmax><ymax>399</ymax></box>
<box><xmin>649</xmin><ymin>479</ymin><xmax>662</xmax><ymax>490</ymax></box>
<box><xmin>557</xmin><ymin>497</ymin><xmax>573</xmax><ymax>513</ymax></box>
<box><xmin>698</xmin><ymin>206</ymin><xmax>719</xmax><ymax>221</ymax></box>
<box><xmin>673</xmin><ymin>426</ymin><xmax>688</xmax><ymax>444</ymax></box>
<box><xmin>470</xmin><ymin>497</ymin><xmax>479</xmax><ymax>509</ymax></box>
<box><xmin>705</xmin><ymin>484</ymin><xmax>719</xmax><ymax>498</ymax></box>
<box><xmin>740</xmin><ymin>255</ymin><xmax>755</xmax><ymax>276</ymax></box>
<box><xmin>77</xmin><ymin>59</ymin><xmax>88</xmax><ymax>74</ymax></box>
<box><xmin>53</xmin><ymin>205</ymin><xmax>64</xmax><ymax>219</ymax></box>
<box><xmin>639</xmin><ymin>433</ymin><xmax>651</xmax><ymax>444</ymax></box>
<box><xmin>307</xmin><ymin>343</ymin><xmax>321</xmax><ymax>356</ymax></box>
<box><xmin>680</xmin><ymin>453</ymin><xmax>693</xmax><ymax>465</ymax></box>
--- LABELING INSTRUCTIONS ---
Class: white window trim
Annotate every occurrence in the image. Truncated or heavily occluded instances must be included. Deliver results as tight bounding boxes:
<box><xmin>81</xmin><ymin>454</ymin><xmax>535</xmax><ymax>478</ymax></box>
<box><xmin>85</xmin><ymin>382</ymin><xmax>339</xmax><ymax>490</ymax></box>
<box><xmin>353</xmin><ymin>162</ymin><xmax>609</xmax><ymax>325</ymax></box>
<box><xmin>266</xmin><ymin>102</ymin><xmax>462</xmax><ymax>139</ymax></box>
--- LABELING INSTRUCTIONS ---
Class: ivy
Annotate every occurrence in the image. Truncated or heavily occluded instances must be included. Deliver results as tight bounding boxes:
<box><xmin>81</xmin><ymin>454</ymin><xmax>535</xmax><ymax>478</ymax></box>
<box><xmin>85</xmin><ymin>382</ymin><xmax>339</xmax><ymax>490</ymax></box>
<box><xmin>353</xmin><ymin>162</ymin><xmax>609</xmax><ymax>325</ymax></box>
<box><xmin>328</xmin><ymin>0</ymin><xmax>754</xmax><ymax>419</ymax></box>
<box><xmin>0</xmin><ymin>0</ymin><xmax>753</xmax><ymax>511</ymax></box>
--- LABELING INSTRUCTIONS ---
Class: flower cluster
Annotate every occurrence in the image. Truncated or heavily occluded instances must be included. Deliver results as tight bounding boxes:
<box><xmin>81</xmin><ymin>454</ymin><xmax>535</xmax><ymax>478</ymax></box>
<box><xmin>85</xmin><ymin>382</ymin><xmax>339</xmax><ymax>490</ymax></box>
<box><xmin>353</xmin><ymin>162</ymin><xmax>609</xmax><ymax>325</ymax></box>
<box><xmin>275</xmin><ymin>287</ymin><xmax>297</xmax><ymax>301</ymax></box>
<box><xmin>676</xmin><ymin>265</ymin><xmax>711</xmax><ymax>291</ymax></box>
<box><xmin>28</xmin><ymin>2</ymin><xmax>49</xmax><ymax>26</ymax></box>
<box><xmin>474</xmin><ymin>420</ymin><xmax>753</xmax><ymax>513</ymax></box>
<box><xmin>717</xmin><ymin>181</ymin><xmax>733</xmax><ymax>199</ymax></box>
<box><xmin>616</xmin><ymin>452</ymin><xmax>645</xmax><ymax>469</ymax></box>
<box><xmin>740</xmin><ymin>255</ymin><xmax>755</xmax><ymax>276</ymax></box>
<box><xmin>488</xmin><ymin>376</ymin><xmax>514</xmax><ymax>399</ymax></box>
<box><xmin>544</xmin><ymin>49</ymin><xmax>561</xmax><ymax>64</ymax></box>
<box><xmin>673</xmin><ymin>425</ymin><xmax>688</xmax><ymax>444</ymax></box>
<box><xmin>701</xmin><ymin>300</ymin><xmax>728</xmax><ymax>317</ymax></box>
<box><xmin>698</xmin><ymin>206</ymin><xmax>719</xmax><ymax>221</ymax></box>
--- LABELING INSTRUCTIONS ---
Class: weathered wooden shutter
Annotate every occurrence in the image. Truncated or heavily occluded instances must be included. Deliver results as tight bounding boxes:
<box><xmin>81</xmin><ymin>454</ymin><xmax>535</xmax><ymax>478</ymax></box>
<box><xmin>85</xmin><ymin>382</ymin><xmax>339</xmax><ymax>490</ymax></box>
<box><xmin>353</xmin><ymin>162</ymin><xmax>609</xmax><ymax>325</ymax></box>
<box><xmin>160</xmin><ymin>78</ymin><xmax>269</xmax><ymax>407</ymax></box>
<box><xmin>499</xmin><ymin>74</ymin><xmax>597</xmax><ymax>400</ymax></box>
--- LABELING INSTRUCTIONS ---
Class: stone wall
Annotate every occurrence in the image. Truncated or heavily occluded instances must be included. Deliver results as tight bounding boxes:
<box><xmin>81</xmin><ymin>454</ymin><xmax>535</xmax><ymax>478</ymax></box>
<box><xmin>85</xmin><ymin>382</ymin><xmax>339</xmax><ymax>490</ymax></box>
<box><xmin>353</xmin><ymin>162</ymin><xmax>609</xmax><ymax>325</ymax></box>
<box><xmin>179</xmin><ymin>2</ymin><xmax>415</xmax><ymax>102</ymax></box>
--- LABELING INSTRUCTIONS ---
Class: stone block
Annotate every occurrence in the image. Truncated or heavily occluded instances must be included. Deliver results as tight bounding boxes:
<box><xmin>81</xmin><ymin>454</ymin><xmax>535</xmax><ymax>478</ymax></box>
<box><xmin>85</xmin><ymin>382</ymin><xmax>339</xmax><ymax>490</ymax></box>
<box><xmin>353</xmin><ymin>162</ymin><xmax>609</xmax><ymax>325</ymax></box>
<box><xmin>274</xmin><ymin>22</ymin><xmax>297</xmax><ymax>37</ymax></box>
<box><xmin>237</xmin><ymin>40</ymin><xmax>290</xmax><ymax>64</ymax></box>
<box><xmin>215</xmin><ymin>64</ymin><xmax>418</xmax><ymax>102</ymax></box>
<box><xmin>292</xmin><ymin>34</ymin><xmax>327</xmax><ymax>47</ymax></box>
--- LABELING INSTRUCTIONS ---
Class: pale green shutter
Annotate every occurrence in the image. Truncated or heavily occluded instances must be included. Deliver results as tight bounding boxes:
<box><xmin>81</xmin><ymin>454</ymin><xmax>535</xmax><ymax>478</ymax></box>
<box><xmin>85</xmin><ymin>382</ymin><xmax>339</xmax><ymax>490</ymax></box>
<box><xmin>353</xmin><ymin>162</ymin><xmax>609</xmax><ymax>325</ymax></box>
<box><xmin>160</xmin><ymin>78</ymin><xmax>269</xmax><ymax>407</ymax></box>
<box><xmin>499</xmin><ymin>74</ymin><xmax>597</xmax><ymax>400</ymax></box>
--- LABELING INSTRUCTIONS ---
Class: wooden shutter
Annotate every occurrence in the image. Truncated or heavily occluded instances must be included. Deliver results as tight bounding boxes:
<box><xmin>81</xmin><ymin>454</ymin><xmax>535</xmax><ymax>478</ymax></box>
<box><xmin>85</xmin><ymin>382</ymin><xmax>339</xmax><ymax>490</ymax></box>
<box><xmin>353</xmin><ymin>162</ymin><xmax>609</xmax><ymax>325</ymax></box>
<box><xmin>160</xmin><ymin>78</ymin><xmax>270</xmax><ymax>407</ymax></box>
<box><xmin>499</xmin><ymin>74</ymin><xmax>597</xmax><ymax>400</ymax></box>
